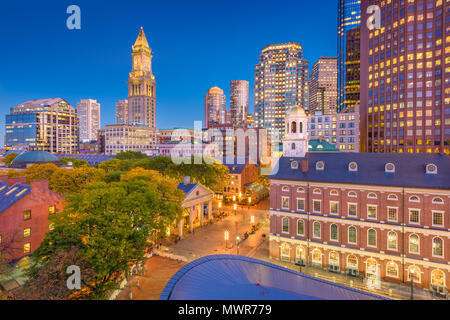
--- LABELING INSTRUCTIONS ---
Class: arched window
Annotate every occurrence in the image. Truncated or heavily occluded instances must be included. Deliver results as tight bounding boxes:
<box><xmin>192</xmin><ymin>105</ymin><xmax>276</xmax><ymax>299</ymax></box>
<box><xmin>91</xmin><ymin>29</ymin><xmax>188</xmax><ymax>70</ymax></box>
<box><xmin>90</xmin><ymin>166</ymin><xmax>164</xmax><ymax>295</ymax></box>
<box><xmin>387</xmin><ymin>194</ymin><xmax>398</xmax><ymax>201</ymax></box>
<box><xmin>367</xmin><ymin>192</ymin><xmax>378</xmax><ymax>199</ymax></box>
<box><xmin>348</xmin><ymin>191</ymin><xmax>357</xmax><ymax>198</ymax></box>
<box><xmin>313</xmin><ymin>188</ymin><xmax>322</xmax><ymax>195</ymax></box>
<box><xmin>330</xmin><ymin>190</ymin><xmax>339</xmax><ymax>196</ymax></box>
<box><xmin>409</xmin><ymin>234</ymin><xmax>420</xmax><ymax>254</ymax></box>
<box><xmin>291</xmin><ymin>121</ymin><xmax>297</xmax><ymax>133</ymax></box>
<box><xmin>330</xmin><ymin>224</ymin><xmax>338</xmax><ymax>241</ymax></box>
<box><xmin>297</xmin><ymin>220</ymin><xmax>305</xmax><ymax>236</ymax></box>
<box><xmin>291</xmin><ymin>143</ymin><xmax>296</xmax><ymax>150</ymax></box>
<box><xmin>388</xmin><ymin>231</ymin><xmax>398</xmax><ymax>250</ymax></box>
<box><xmin>312</xmin><ymin>249</ymin><xmax>322</xmax><ymax>264</ymax></box>
<box><xmin>299</xmin><ymin>121</ymin><xmax>303</xmax><ymax>133</ymax></box>
<box><xmin>329</xmin><ymin>251</ymin><xmax>339</xmax><ymax>266</ymax></box>
<box><xmin>282</xmin><ymin>186</ymin><xmax>289</xmax><ymax>192</ymax></box>
<box><xmin>313</xmin><ymin>222</ymin><xmax>321</xmax><ymax>238</ymax></box>
<box><xmin>281</xmin><ymin>243</ymin><xmax>291</xmax><ymax>261</ymax></box>
<box><xmin>347</xmin><ymin>255</ymin><xmax>358</xmax><ymax>269</ymax></box>
<box><xmin>282</xmin><ymin>217</ymin><xmax>289</xmax><ymax>233</ymax></box>
<box><xmin>407</xmin><ymin>265</ymin><xmax>421</xmax><ymax>283</ymax></box>
<box><xmin>367</xmin><ymin>229</ymin><xmax>377</xmax><ymax>247</ymax></box>
<box><xmin>366</xmin><ymin>258</ymin><xmax>378</xmax><ymax>276</ymax></box>
<box><xmin>431</xmin><ymin>269</ymin><xmax>446</xmax><ymax>287</ymax></box>
<box><xmin>348</xmin><ymin>226</ymin><xmax>357</xmax><ymax>244</ymax></box>
<box><xmin>297</xmin><ymin>187</ymin><xmax>305</xmax><ymax>193</ymax></box>
<box><xmin>432</xmin><ymin>197</ymin><xmax>444</xmax><ymax>204</ymax></box>
<box><xmin>296</xmin><ymin>246</ymin><xmax>305</xmax><ymax>260</ymax></box>
<box><xmin>386</xmin><ymin>262</ymin><xmax>399</xmax><ymax>278</ymax></box>
<box><xmin>433</xmin><ymin>237</ymin><xmax>444</xmax><ymax>257</ymax></box>
<box><xmin>409</xmin><ymin>196</ymin><xmax>420</xmax><ymax>203</ymax></box>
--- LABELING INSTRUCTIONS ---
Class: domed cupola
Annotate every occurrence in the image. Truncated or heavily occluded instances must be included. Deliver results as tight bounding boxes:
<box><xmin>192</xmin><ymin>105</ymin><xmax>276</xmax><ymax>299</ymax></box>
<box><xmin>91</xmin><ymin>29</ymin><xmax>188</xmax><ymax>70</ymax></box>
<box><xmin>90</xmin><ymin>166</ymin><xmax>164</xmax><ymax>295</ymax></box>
<box><xmin>283</xmin><ymin>105</ymin><xmax>308</xmax><ymax>158</ymax></box>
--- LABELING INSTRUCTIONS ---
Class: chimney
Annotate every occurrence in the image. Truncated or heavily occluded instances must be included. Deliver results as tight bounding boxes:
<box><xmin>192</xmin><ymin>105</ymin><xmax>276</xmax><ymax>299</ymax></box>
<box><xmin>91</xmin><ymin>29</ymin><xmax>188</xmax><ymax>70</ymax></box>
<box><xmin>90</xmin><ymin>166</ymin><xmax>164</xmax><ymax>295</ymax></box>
<box><xmin>184</xmin><ymin>176</ymin><xmax>190</xmax><ymax>185</ymax></box>
<box><xmin>302</xmin><ymin>159</ymin><xmax>309</xmax><ymax>173</ymax></box>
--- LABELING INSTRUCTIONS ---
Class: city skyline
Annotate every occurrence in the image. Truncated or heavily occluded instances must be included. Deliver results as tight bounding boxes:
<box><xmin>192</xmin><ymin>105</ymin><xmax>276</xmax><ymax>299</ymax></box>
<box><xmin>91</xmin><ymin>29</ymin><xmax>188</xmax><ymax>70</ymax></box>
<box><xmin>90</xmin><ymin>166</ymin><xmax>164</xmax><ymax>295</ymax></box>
<box><xmin>0</xmin><ymin>0</ymin><xmax>337</xmax><ymax>142</ymax></box>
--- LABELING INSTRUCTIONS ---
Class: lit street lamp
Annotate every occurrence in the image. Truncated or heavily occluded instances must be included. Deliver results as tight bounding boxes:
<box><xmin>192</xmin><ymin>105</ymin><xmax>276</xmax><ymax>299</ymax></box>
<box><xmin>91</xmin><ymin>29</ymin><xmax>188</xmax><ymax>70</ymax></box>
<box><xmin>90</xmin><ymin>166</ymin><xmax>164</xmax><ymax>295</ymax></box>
<box><xmin>236</xmin><ymin>236</ymin><xmax>240</xmax><ymax>255</ymax></box>
<box><xmin>224</xmin><ymin>231</ymin><xmax>229</xmax><ymax>249</ymax></box>
<box><xmin>233</xmin><ymin>203</ymin><xmax>237</xmax><ymax>216</ymax></box>
<box><xmin>251</xmin><ymin>215</ymin><xmax>255</xmax><ymax>227</ymax></box>
<box><xmin>410</xmin><ymin>269</ymin><xmax>415</xmax><ymax>300</ymax></box>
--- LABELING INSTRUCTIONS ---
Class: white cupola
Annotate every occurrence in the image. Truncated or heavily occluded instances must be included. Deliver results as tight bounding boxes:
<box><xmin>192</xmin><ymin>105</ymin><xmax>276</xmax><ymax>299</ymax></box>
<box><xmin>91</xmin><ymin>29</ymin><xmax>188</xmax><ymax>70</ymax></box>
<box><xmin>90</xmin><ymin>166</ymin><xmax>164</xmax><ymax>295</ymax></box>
<box><xmin>283</xmin><ymin>105</ymin><xmax>308</xmax><ymax>158</ymax></box>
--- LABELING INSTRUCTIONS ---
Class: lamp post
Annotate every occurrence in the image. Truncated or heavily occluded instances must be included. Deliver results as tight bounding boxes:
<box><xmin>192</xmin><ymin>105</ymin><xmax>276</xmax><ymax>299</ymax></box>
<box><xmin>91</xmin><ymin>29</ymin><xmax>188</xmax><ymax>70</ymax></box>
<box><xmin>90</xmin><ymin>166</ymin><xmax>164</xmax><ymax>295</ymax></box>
<box><xmin>251</xmin><ymin>215</ymin><xmax>255</xmax><ymax>227</ymax></box>
<box><xmin>224</xmin><ymin>231</ymin><xmax>229</xmax><ymax>249</ymax></box>
<box><xmin>410</xmin><ymin>269</ymin><xmax>415</xmax><ymax>300</ymax></box>
<box><xmin>236</xmin><ymin>236</ymin><xmax>240</xmax><ymax>255</ymax></box>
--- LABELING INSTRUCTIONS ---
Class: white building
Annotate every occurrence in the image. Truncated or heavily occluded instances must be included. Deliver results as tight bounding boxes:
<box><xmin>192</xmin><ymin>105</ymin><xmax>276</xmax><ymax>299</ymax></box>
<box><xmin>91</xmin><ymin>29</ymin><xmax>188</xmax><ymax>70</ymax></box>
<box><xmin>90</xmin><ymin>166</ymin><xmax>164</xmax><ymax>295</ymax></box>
<box><xmin>77</xmin><ymin>99</ymin><xmax>101</xmax><ymax>143</ymax></box>
<box><xmin>105</xmin><ymin>124</ymin><xmax>155</xmax><ymax>155</ymax></box>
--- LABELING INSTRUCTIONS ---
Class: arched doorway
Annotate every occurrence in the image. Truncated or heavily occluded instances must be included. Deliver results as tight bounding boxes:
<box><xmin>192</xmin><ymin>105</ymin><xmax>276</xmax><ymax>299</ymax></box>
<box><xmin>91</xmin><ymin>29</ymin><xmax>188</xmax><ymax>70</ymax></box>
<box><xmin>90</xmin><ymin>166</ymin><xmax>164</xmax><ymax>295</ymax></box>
<box><xmin>431</xmin><ymin>269</ymin><xmax>447</xmax><ymax>296</ymax></box>
<box><xmin>365</xmin><ymin>258</ymin><xmax>380</xmax><ymax>289</ymax></box>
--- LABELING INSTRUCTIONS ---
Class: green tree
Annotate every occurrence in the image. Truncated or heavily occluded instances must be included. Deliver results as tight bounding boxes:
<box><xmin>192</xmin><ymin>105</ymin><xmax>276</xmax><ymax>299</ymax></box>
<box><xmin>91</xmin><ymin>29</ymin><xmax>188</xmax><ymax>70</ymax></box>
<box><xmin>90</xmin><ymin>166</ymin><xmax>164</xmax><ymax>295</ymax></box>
<box><xmin>49</xmin><ymin>166</ymin><xmax>106</xmax><ymax>195</ymax></box>
<box><xmin>59</xmin><ymin>157</ymin><xmax>90</xmax><ymax>168</ymax></box>
<box><xmin>7</xmin><ymin>163</ymin><xmax>60</xmax><ymax>183</ymax></box>
<box><xmin>97</xmin><ymin>159</ymin><xmax>121</xmax><ymax>173</ymax></box>
<box><xmin>115</xmin><ymin>151</ymin><xmax>148</xmax><ymax>160</ymax></box>
<box><xmin>1</xmin><ymin>152</ymin><xmax>19</xmax><ymax>166</ymax></box>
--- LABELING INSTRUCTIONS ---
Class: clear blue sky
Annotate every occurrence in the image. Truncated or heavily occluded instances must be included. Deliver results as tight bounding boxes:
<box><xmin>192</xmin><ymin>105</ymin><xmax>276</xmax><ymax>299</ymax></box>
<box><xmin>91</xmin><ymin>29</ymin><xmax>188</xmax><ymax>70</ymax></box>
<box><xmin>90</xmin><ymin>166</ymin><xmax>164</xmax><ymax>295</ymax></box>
<box><xmin>0</xmin><ymin>0</ymin><xmax>337</xmax><ymax>139</ymax></box>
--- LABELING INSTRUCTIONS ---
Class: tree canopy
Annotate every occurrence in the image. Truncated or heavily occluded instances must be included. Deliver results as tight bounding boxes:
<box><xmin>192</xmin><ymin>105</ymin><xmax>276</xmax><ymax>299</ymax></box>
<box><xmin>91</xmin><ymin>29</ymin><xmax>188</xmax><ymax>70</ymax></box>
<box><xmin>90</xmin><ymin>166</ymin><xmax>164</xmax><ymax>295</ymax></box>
<box><xmin>1</xmin><ymin>152</ymin><xmax>19</xmax><ymax>166</ymax></box>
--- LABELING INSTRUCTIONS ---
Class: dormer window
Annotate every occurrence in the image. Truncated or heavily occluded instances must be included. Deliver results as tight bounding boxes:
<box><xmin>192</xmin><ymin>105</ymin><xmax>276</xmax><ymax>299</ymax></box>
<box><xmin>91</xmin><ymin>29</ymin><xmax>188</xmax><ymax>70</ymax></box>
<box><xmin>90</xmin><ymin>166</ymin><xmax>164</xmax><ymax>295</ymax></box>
<box><xmin>409</xmin><ymin>196</ymin><xmax>420</xmax><ymax>203</ymax></box>
<box><xmin>426</xmin><ymin>164</ymin><xmax>437</xmax><ymax>174</ymax></box>
<box><xmin>387</xmin><ymin>194</ymin><xmax>398</xmax><ymax>201</ymax></box>
<box><xmin>282</xmin><ymin>186</ymin><xmax>290</xmax><ymax>192</ymax></box>
<box><xmin>385</xmin><ymin>163</ymin><xmax>395</xmax><ymax>173</ymax></box>
<box><xmin>291</xmin><ymin>161</ymin><xmax>299</xmax><ymax>169</ymax></box>
<box><xmin>432</xmin><ymin>197</ymin><xmax>444</xmax><ymax>204</ymax></box>
<box><xmin>330</xmin><ymin>190</ymin><xmax>339</xmax><ymax>196</ymax></box>
<box><xmin>316</xmin><ymin>161</ymin><xmax>325</xmax><ymax>171</ymax></box>
<box><xmin>348</xmin><ymin>162</ymin><xmax>358</xmax><ymax>172</ymax></box>
<box><xmin>313</xmin><ymin>188</ymin><xmax>322</xmax><ymax>195</ymax></box>
<box><xmin>367</xmin><ymin>193</ymin><xmax>378</xmax><ymax>199</ymax></box>
<box><xmin>297</xmin><ymin>187</ymin><xmax>305</xmax><ymax>193</ymax></box>
<box><xmin>348</xmin><ymin>191</ymin><xmax>357</xmax><ymax>198</ymax></box>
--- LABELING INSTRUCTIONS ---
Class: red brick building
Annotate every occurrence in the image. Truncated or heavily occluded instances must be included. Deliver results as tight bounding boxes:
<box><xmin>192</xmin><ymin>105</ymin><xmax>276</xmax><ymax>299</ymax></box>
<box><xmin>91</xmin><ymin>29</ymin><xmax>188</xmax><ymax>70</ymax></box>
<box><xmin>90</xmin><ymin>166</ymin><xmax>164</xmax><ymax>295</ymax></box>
<box><xmin>0</xmin><ymin>176</ymin><xmax>64</xmax><ymax>264</ymax></box>
<box><xmin>269</xmin><ymin>106</ymin><xmax>450</xmax><ymax>297</ymax></box>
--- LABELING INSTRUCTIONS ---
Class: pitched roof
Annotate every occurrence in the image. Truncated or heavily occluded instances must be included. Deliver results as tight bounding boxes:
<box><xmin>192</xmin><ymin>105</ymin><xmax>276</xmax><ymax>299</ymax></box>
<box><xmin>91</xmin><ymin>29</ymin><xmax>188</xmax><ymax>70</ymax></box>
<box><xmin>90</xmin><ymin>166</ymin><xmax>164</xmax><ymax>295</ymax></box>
<box><xmin>177</xmin><ymin>183</ymin><xmax>198</xmax><ymax>196</ymax></box>
<box><xmin>0</xmin><ymin>183</ymin><xmax>31</xmax><ymax>213</ymax></box>
<box><xmin>55</xmin><ymin>154</ymin><xmax>116</xmax><ymax>166</ymax></box>
<box><xmin>269</xmin><ymin>152</ymin><xmax>450</xmax><ymax>190</ymax></box>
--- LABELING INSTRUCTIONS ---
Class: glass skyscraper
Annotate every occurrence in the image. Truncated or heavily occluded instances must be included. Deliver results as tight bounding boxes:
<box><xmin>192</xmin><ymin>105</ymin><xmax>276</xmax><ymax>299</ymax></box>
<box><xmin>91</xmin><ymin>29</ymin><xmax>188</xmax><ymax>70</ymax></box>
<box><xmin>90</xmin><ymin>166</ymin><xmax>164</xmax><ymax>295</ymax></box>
<box><xmin>337</xmin><ymin>0</ymin><xmax>361</xmax><ymax>113</ymax></box>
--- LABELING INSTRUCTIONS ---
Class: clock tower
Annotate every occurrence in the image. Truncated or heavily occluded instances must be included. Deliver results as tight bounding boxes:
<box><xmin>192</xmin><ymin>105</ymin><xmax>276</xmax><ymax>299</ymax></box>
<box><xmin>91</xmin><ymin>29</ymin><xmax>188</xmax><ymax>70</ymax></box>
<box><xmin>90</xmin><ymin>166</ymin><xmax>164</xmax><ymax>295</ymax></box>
<box><xmin>127</xmin><ymin>27</ymin><xmax>156</xmax><ymax>129</ymax></box>
<box><xmin>282</xmin><ymin>106</ymin><xmax>309</xmax><ymax>158</ymax></box>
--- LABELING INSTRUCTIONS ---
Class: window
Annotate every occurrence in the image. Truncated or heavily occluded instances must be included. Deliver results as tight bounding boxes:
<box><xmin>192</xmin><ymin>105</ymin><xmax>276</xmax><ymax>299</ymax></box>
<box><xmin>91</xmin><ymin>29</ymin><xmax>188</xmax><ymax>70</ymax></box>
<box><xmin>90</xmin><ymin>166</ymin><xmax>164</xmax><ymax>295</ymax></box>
<box><xmin>297</xmin><ymin>187</ymin><xmax>305</xmax><ymax>193</ymax></box>
<box><xmin>282</xmin><ymin>217</ymin><xmax>289</xmax><ymax>233</ymax></box>
<box><xmin>313</xmin><ymin>200</ymin><xmax>321</xmax><ymax>213</ymax></box>
<box><xmin>388</xmin><ymin>231</ymin><xmax>398</xmax><ymax>250</ymax></box>
<box><xmin>348</xmin><ymin>203</ymin><xmax>357</xmax><ymax>217</ymax></box>
<box><xmin>433</xmin><ymin>237</ymin><xmax>444</xmax><ymax>257</ymax></box>
<box><xmin>386</xmin><ymin>262</ymin><xmax>399</xmax><ymax>278</ymax></box>
<box><xmin>49</xmin><ymin>206</ymin><xmax>56</xmax><ymax>215</ymax></box>
<box><xmin>348</xmin><ymin>162</ymin><xmax>358</xmax><ymax>171</ymax></box>
<box><xmin>426</xmin><ymin>164</ymin><xmax>437</xmax><ymax>174</ymax></box>
<box><xmin>409</xmin><ymin>234</ymin><xmax>420</xmax><ymax>254</ymax></box>
<box><xmin>348</xmin><ymin>191</ymin><xmax>357</xmax><ymax>198</ymax></box>
<box><xmin>23</xmin><ymin>228</ymin><xmax>31</xmax><ymax>238</ymax></box>
<box><xmin>313</xmin><ymin>188</ymin><xmax>322</xmax><ymax>195</ymax></box>
<box><xmin>409</xmin><ymin>196</ymin><xmax>420</xmax><ymax>202</ymax></box>
<box><xmin>432</xmin><ymin>197</ymin><xmax>444</xmax><ymax>204</ymax></box>
<box><xmin>367</xmin><ymin>193</ymin><xmax>378</xmax><ymax>199</ymax></box>
<box><xmin>312</xmin><ymin>249</ymin><xmax>322</xmax><ymax>264</ymax></box>
<box><xmin>330</xmin><ymin>190</ymin><xmax>339</xmax><ymax>196</ymax></box>
<box><xmin>281</xmin><ymin>243</ymin><xmax>290</xmax><ymax>261</ymax></box>
<box><xmin>24</xmin><ymin>243</ymin><xmax>31</xmax><ymax>254</ymax></box>
<box><xmin>291</xmin><ymin>161</ymin><xmax>298</xmax><ymax>169</ymax></box>
<box><xmin>367</xmin><ymin>229</ymin><xmax>377</xmax><ymax>247</ymax></box>
<box><xmin>385</xmin><ymin>163</ymin><xmax>396</xmax><ymax>173</ymax></box>
<box><xmin>297</xmin><ymin>199</ymin><xmax>305</xmax><ymax>211</ymax></box>
<box><xmin>348</xmin><ymin>227</ymin><xmax>357</xmax><ymax>244</ymax></box>
<box><xmin>23</xmin><ymin>210</ymin><xmax>31</xmax><ymax>221</ymax></box>
<box><xmin>432</xmin><ymin>211</ymin><xmax>444</xmax><ymax>227</ymax></box>
<box><xmin>330</xmin><ymin>201</ymin><xmax>339</xmax><ymax>215</ymax></box>
<box><xmin>329</xmin><ymin>251</ymin><xmax>339</xmax><ymax>266</ymax></box>
<box><xmin>388</xmin><ymin>207</ymin><xmax>398</xmax><ymax>222</ymax></box>
<box><xmin>330</xmin><ymin>224</ymin><xmax>338</xmax><ymax>241</ymax></box>
<box><xmin>387</xmin><ymin>194</ymin><xmax>398</xmax><ymax>201</ymax></box>
<box><xmin>313</xmin><ymin>222</ymin><xmax>321</xmax><ymax>238</ymax></box>
<box><xmin>367</xmin><ymin>205</ymin><xmax>377</xmax><ymax>219</ymax></box>
<box><xmin>282</xmin><ymin>186</ymin><xmax>290</xmax><ymax>192</ymax></box>
<box><xmin>316</xmin><ymin>161</ymin><xmax>325</xmax><ymax>171</ymax></box>
<box><xmin>431</xmin><ymin>270</ymin><xmax>446</xmax><ymax>288</ymax></box>
<box><xmin>407</xmin><ymin>266</ymin><xmax>421</xmax><ymax>283</ymax></box>
<box><xmin>409</xmin><ymin>209</ymin><xmax>420</xmax><ymax>224</ymax></box>
<box><xmin>297</xmin><ymin>220</ymin><xmax>305</xmax><ymax>236</ymax></box>
<box><xmin>282</xmin><ymin>197</ymin><xmax>290</xmax><ymax>210</ymax></box>
<box><xmin>347</xmin><ymin>255</ymin><xmax>358</xmax><ymax>269</ymax></box>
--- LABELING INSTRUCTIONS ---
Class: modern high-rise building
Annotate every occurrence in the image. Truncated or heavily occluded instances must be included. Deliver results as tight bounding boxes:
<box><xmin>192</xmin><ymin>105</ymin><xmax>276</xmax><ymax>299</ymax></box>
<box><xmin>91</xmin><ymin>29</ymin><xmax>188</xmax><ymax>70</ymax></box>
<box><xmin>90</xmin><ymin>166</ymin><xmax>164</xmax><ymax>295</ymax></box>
<box><xmin>116</xmin><ymin>99</ymin><xmax>128</xmax><ymax>124</ymax></box>
<box><xmin>254</xmin><ymin>43</ymin><xmax>309</xmax><ymax>145</ymax></box>
<box><xmin>5</xmin><ymin>98</ymin><xmax>78</xmax><ymax>153</ymax></box>
<box><xmin>360</xmin><ymin>0</ymin><xmax>449</xmax><ymax>155</ymax></box>
<box><xmin>127</xmin><ymin>27</ymin><xmax>156</xmax><ymax>129</ymax></box>
<box><xmin>338</xmin><ymin>0</ymin><xmax>361</xmax><ymax>113</ymax></box>
<box><xmin>309</xmin><ymin>57</ymin><xmax>338</xmax><ymax>115</ymax></box>
<box><xmin>77</xmin><ymin>99</ymin><xmax>100</xmax><ymax>143</ymax></box>
<box><xmin>105</xmin><ymin>124</ymin><xmax>155</xmax><ymax>155</ymax></box>
<box><xmin>205</xmin><ymin>86</ymin><xmax>226</xmax><ymax>129</ymax></box>
<box><xmin>230</xmin><ymin>80</ymin><xmax>250</xmax><ymax>128</ymax></box>
<box><xmin>343</xmin><ymin>26</ymin><xmax>361</xmax><ymax>113</ymax></box>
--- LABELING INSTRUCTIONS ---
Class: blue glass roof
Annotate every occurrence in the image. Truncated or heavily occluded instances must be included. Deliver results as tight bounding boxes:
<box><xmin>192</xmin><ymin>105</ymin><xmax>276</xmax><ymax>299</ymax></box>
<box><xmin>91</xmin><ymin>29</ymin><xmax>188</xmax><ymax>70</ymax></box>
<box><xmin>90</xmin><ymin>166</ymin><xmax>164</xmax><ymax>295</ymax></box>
<box><xmin>160</xmin><ymin>255</ymin><xmax>387</xmax><ymax>300</ymax></box>
<box><xmin>0</xmin><ymin>183</ymin><xmax>31</xmax><ymax>213</ymax></box>
<box><xmin>10</xmin><ymin>151</ymin><xmax>60</xmax><ymax>167</ymax></box>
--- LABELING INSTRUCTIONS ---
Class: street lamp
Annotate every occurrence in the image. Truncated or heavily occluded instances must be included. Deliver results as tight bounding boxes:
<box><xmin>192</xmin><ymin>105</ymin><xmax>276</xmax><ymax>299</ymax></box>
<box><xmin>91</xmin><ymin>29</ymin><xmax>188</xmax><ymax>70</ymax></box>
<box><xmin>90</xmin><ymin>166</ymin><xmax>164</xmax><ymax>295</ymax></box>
<box><xmin>224</xmin><ymin>231</ymin><xmax>229</xmax><ymax>249</ymax></box>
<box><xmin>410</xmin><ymin>269</ymin><xmax>415</xmax><ymax>300</ymax></box>
<box><xmin>218</xmin><ymin>201</ymin><xmax>222</xmax><ymax>209</ymax></box>
<box><xmin>233</xmin><ymin>203</ymin><xmax>237</xmax><ymax>216</ymax></box>
<box><xmin>236</xmin><ymin>236</ymin><xmax>240</xmax><ymax>255</ymax></box>
<box><xmin>251</xmin><ymin>215</ymin><xmax>255</xmax><ymax>227</ymax></box>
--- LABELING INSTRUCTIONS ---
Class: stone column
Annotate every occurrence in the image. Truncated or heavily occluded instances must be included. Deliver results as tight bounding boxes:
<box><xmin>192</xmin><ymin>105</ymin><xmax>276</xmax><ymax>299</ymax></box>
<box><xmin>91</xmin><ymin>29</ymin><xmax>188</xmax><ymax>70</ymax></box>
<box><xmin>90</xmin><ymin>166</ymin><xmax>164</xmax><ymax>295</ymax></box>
<box><xmin>189</xmin><ymin>207</ymin><xmax>194</xmax><ymax>231</ymax></box>
<box><xmin>200</xmin><ymin>203</ymin><xmax>204</xmax><ymax>226</ymax></box>
<box><xmin>178</xmin><ymin>218</ymin><xmax>184</xmax><ymax>238</ymax></box>
<box><xmin>208</xmin><ymin>200</ymin><xmax>213</xmax><ymax>220</ymax></box>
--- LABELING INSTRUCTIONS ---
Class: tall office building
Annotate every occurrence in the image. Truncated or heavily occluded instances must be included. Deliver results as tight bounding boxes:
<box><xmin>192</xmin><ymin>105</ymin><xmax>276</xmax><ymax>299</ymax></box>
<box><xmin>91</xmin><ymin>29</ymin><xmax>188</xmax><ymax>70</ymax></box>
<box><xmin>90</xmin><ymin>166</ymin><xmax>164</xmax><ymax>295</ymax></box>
<box><xmin>338</xmin><ymin>0</ymin><xmax>361</xmax><ymax>113</ymax></box>
<box><xmin>127</xmin><ymin>27</ymin><xmax>156</xmax><ymax>129</ymax></box>
<box><xmin>254</xmin><ymin>43</ymin><xmax>309</xmax><ymax>143</ymax></box>
<box><xmin>5</xmin><ymin>98</ymin><xmax>78</xmax><ymax>153</ymax></box>
<box><xmin>361</xmin><ymin>0</ymin><xmax>449</xmax><ymax>155</ymax></box>
<box><xmin>309</xmin><ymin>57</ymin><xmax>338</xmax><ymax>115</ymax></box>
<box><xmin>205</xmin><ymin>86</ymin><xmax>226</xmax><ymax>128</ymax></box>
<box><xmin>116</xmin><ymin>99</ymin><xmax>128</xmax><ymax>124</ymax></box>
<box><xmin>343</xmin><ymin>26</ymin><xmax>361</xmax><ymax>113</ymax></box>
<box><xmin>230</xmin><ymin>80</ymin><xmax>250</xmax><ymax>128</ymax></box>
<box><xmin>77</xmin><ymin>99</ymin><xmax>100</xmax><ymax>142</ymax></box>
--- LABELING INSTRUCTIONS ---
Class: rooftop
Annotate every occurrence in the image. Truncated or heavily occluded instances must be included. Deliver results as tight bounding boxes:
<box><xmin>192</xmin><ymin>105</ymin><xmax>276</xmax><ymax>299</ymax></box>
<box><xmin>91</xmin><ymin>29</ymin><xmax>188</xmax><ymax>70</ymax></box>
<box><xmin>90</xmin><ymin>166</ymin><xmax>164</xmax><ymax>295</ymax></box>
<box><xmin>0</xmin><ymin>182</ymin><xmax>31</xmax><ymax>213</ymax></box>
<box><xmin>10</xmin><ymin>151</ymin><xmax>61</xmax><ymax>168</ymax></box>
